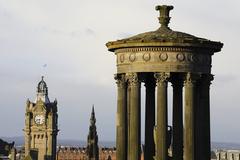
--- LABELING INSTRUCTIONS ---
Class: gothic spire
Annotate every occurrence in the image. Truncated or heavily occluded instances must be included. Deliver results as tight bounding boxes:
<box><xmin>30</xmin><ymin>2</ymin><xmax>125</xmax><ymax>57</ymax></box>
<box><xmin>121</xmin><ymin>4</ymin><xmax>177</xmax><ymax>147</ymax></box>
<box><xmin>90</xmin><ymin>105</ymin><xmax>96</xmax><ymax>125</ymax></box>
<box><xmin>86</xmin><ymin>105</ymin><xmax>99</xmax><ymax>160</ymax></box>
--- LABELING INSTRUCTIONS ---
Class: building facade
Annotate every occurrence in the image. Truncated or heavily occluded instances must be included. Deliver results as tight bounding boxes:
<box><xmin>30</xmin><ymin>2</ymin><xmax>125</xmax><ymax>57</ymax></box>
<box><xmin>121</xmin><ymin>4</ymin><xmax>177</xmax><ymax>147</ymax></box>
<box><xmin>57</xmin><ymin>147</ymin><xmax>117</xmax><ymax>160</ymax></box>
<box><xmin>215</xmin><ymin>150</ymin><xmax>240</xmax><ymax>160</ymax></box>
<box><xmin>24</xmin><ymin>77</ymin><xmax>58</xmax><ymax>160</ymax></box>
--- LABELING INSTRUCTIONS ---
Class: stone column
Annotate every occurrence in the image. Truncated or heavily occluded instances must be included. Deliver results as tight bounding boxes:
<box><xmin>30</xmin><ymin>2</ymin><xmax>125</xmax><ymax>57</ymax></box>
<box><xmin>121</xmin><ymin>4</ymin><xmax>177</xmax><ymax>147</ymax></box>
<box><xmin>171</xmin><ymin>75</ymin><xmax>183</xmax><ymax>160</ymax></box>
<box><xmin>195</xmin><ymin>74</ymin><xmax>213</xmax><ymax>160</ymax></box>
<box><xmin>184</xmin><ymin>73</ymin><xmax>199</xmax><ymax>160</ymax></box>
<box><xmin>144</xmin><ymin>75</ymin><xmax>156</xmax><ymax>160</ymax></box>
<box><xmin>127</xmin><ymin>73</ymin><xmax>141</xmax><ymax>160</ymax></box>
<box><xmin>127</xmin><ymin>81</ymin><xmax>131</xmax><ymax>160</ymax></box>
<box><xmin>154</xmin><ymin>72</ymin><xmax>170</xmax><ymax>160</ymax></box>
<box><xmin>115</xmin><ymin>74</ymin><xmax>127</xmax><ymax>160</ymax></box>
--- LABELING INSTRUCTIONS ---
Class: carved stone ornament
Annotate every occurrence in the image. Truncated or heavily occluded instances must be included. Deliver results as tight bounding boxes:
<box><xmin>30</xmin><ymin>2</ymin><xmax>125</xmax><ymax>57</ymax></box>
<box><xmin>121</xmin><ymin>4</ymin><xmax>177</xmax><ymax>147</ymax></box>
<box><xmin>184</xmin><ymin>72</ymin><xmax>200</xmax><ymax>86</ymax></box>
<box><xmin>159</xmin><ymin>52</ymin><xmax>168</xmax><ymax>61</ymax></box>
<box><xmin>187</xmin><ymin>54</ymin><xmax>198</xmax><ymax>62</ymax></box>
<box><xmin>126</xmin><ymin>72</ymin><xmax>139</xmax><ymax>86</ymax></box>
<box><xmin>154</xmin><ymin>72</ymin><xmax>170</xmax><ymax>86</ymax></box>
<box><xmin>114</xmin><ymin>74</ymin><xmax>126</xmax><ymax>88</ymax></box>
<box><xmin>120</xmin><ymin>54</ymin><xmax>125</xmax><ymax>63</ymax></box>
<box><xmin>143</xmin><ymin>53</ymin><xmax>151</xmax><ymax>61</ymax></box>
<box><xmin>129</xmin><ymin>53</ymin><xmax>136</xmax><ymax>62</ymax></box>
<box><xmin>200</xmin><ymin>74</ymin><xmax>214</xmax><ymax>86</ymax></box>
<box><xmin>176</xmin><ymin>53</ymin><xmax>185</xmax><ymax>62</ymax></box>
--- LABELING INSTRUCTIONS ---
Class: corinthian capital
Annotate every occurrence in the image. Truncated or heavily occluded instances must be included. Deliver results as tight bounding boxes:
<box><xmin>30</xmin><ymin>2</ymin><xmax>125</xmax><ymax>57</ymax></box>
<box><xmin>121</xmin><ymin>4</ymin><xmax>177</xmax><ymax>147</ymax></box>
<box><xmin>126</xmin><ymin>72</ymin><xmax>140</xmax><ymax>86</ymax></box>
<box><xmin>154</xmin><ymin>72</ymin><xmax>170</xmax><ymax>86</ymax></box>
<box><xmin>184</xmin><ymin>72</ymin><xmax>201</xmax><ymax>86</ymax></box>
<box><xmin>200</xmin><ymin>74</ymin><xmax>214</xmax><ymax>86</ymax></box>
<box><xmin>114</xmin><ymin>74</ymin><xmax>126</xmax><ymax>88</ymax></box>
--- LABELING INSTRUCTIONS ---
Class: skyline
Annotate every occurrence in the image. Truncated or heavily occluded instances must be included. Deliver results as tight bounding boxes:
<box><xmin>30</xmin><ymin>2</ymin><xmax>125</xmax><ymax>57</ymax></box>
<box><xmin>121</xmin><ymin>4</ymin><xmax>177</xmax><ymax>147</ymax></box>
<box><xmin>0</xmin><ymin>0</ymin><xmax>240</xmax><ymax>143</ymax></box>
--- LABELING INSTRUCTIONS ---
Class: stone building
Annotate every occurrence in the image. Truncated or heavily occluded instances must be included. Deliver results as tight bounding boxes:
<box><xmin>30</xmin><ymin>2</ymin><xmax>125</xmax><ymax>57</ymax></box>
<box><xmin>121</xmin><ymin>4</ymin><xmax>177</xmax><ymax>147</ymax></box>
<box><xmin>23</xmin><ymin>77</ymin><xmax>58</xmax><ymax>160</ymax></box>
<box><xmin>215</xmin><ymin>150</ymin><xmax>240</xmax><ymax>160</ymax></box>
<box><xmin>57</xmin><ymin>146</ymin><xmax>147</xmax><ymax>160</ymax></box>
<box><xmin>0</xmin><ymin>139</ymin><xmax>16</xmax><ymax>160</ymax></box>
<box><xmin>106</xmin><ymin>4</ymin><xmax>223</xmax><ymax>160</ymax></box>
<box><xmin>56</xmin><ymin>147</ymin><xmax>116</xmax><ymax>160</ymax></box>
<box><xmin>57</xmin><ymin>147</ymin><xmax>87</xmax><ymax>160</ymax></box>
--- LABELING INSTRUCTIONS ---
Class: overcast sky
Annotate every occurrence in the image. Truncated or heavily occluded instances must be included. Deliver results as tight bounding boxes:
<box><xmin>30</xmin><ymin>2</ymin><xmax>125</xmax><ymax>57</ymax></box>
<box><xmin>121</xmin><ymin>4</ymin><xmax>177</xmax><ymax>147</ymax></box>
<box><xmin>0</xmin><ymin>0</ymin><xmax>239</xmax><ymax>143</ymax></box>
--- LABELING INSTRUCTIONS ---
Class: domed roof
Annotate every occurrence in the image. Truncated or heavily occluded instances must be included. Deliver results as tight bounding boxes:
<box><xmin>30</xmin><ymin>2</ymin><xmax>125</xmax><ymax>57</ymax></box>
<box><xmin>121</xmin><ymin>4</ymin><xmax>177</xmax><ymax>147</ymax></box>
<box><xmin>37</xmin><ymin>76</ymin><xmax>48</xmax><ymax>94</ymax></box>
<box><xmin>36</xmin><ymin>76</ymin><xmax>50</xmax><ymax>103</ymax></box>
<box><xmin>106</xmin><ymin>5</ymin><xmax>223</xmax><ymax>52</ymax></box>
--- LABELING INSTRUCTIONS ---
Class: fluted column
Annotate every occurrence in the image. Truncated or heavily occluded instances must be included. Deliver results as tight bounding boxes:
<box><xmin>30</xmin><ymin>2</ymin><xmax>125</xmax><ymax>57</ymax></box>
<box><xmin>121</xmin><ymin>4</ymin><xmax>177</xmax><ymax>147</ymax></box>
<box><xmin>171</xmin><ymin>75</ymin><xmax>183</xmax><ymax>160</ymax></box>
<box><xmin>144</xmin><ymin>75</ymin><xmax>156</xmax><ymax>160</ymax></box>
<box><xmin>184</xmin><ymin>73</ymin><xmax>199</xmax><ymax>160</ymax></box>
<box><xmin>127</xmin><ymin>80</ymin><xmax>131</xmax><ymax>160</ymax></box>
<box><xmin>126</xmin><ymin>73</ymin><xmax>141</xmax><ymax>160</ymax></box>
<box><xmin>115</xmin><ymin>74</ymin><xmax>127</xmax><ymax>160</ymax></box>
<box><xmin>154</xmin><ymin>72</ymin><xmax>170</xmax><ymax>160</ymax></box>
<box><xmin>195</xmin><ymin>74</ymin><xmax>213</xmax><ymax>160</ymax></box>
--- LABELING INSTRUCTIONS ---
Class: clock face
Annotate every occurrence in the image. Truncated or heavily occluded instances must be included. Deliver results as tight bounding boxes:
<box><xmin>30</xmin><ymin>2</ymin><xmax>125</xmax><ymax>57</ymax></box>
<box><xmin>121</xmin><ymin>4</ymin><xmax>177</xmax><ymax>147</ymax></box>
<box><xmin>35</xmin><ymin>115</ymin><xmax>45</xmax><ymax>125</ymax></box>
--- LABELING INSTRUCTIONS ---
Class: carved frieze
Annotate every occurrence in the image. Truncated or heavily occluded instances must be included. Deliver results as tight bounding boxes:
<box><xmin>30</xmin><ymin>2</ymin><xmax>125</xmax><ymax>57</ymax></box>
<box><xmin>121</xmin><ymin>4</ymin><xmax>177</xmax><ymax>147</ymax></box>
<box><xmin>159</xmin><ymin>52</ymin><xmax>168</xmax><ymax>61</ymax></box>
<box><xmin>116</xmin><ymin>48</ymin><xmax>212</xmax><ymax>74</ymax></box>
<box><xmin>119</xmin><ymin>54</ymin><xmax>125</xmax><ymax>63</ymax></box>
<box><xmin>176</xmin><ymin>53</ymin><xmax>185</xmax><ymax>62</ymax></box>
<box><xmin>129</xmin><ymin>53</ymin><xmax>136</xmax><ymax>62</ymax></box>
<box><xmin>143</xmin><ymin>53</ymin><xmax>151</xmax><ymax>61</ymax></box>
<box><xmin>115</xmin><ymin>47</ymin><xmax>197</xmax><ymax>53</ymax></box>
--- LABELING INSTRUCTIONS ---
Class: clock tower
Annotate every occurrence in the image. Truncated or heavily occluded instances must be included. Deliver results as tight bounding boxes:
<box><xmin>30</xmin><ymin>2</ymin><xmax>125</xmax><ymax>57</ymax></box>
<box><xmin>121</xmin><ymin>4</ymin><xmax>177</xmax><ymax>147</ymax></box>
<box><xmin>24</xmin><ymin>77</ymin><xmax>58</xmax><ymax>160</ymax></box>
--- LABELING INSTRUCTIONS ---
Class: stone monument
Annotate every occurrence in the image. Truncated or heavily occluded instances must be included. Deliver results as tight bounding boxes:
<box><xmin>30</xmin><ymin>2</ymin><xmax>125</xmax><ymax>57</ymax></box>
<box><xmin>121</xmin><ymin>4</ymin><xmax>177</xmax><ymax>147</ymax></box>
<box><xmin>106</xmin><ymin>5</ymin><xmax>223</xmax><ymax>160</ymax></box>
<box><xmin>24</xmin><ymin>77</ymin><xmax>58</xmax><ymax>160</ymax></box>
<box><xmin>86</xmin><ymin>106</ymin><xmax>99</xmax><ymax>160</ymax></box>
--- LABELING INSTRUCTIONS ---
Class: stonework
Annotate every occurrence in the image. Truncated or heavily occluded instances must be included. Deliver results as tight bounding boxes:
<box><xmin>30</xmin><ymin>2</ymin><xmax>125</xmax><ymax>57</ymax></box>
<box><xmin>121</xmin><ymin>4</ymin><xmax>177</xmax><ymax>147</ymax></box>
<box><xmin>57</xmin><ymin>147</ymin><xmax>146</xmax><ymax>160</ymax></box>
<box><xmin>24</xmin><ymin>77</ymin><xmax>58</xmax><ymax>160</ymax></box>
<box><xmin>57</xmin><ymin>147</ymin><xmax>116</xmax><ymax>160</ymax></box>
<box><xmin>115</xmin><ymin>48</ymin><xmax>212</xmax><ymax>74</ymax></box>
<box><xmin>86</xmin><ymin>107</ymin><xmax>99</xmax><ymax>160</ymax></box>
<box><xmin>106</xmin><ymin>4</ymin><xmax>223</xmax><ymax>160</ymax></box>
<box><xmin>213</xmin><ymin>150</ymin><xmax>240</xmax><ymax>160</ymax></box>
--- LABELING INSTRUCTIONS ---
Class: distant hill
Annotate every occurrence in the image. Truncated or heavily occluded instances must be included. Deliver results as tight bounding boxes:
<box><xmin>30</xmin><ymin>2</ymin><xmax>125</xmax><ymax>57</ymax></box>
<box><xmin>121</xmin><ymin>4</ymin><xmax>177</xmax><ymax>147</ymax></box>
<box><xmin>1</xmin><ymin>136</ymin><xmax>240</xmax><ymax>150</ymax></box>
<box><xmin>0</xmin><ymin>136</ymin><xmax>115</xmax><ymax>148</ymax></box>
<box><xmin>211</xmin><ymin>142</ymin><xmax>240</xmax><ymax>150</ymax></box>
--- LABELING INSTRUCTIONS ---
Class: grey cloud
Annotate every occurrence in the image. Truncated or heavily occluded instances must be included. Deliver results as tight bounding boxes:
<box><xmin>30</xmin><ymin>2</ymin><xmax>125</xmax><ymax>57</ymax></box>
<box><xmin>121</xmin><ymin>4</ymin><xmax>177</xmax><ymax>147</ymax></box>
<box><xmin>33</xmin><ymin>26</ymin><xmax>96</xmax><ymax>38</ymax></box>
<box><xmin>85</xmin><ymin>28</ymin><xmax>95</xmax><ymax>36</ymax></box>
<box><xmin>214</xmin><ymin>74</ymin><xmax>238</xmax><ymax>83</ymax></box>
<box><xmin>117</xmin><ymin>32</ymin><xmax>134</xmax><ymax>39</ymax></box>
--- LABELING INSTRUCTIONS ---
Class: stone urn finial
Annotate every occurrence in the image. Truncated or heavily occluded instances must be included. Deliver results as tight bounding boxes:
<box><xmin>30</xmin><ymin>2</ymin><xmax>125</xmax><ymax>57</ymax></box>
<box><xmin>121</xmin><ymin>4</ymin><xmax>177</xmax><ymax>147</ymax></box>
<box><xmin>155</xmin><ymin>5</ymin><xmax>174</xmax><ymax>29</ymax></box>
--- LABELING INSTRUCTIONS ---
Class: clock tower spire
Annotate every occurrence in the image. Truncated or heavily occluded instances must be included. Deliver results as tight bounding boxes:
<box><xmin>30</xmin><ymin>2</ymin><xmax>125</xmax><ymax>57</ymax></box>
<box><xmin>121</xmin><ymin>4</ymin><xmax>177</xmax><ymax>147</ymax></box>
<box><xmin>35</xmin><ymin>76</ymin><xmax>50</xmax><ymax>103</ymax></box>
<box><xmin>24</xmin><ymin>77</ymin><xmax>58</xmax><ymax>160</ymax></box>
